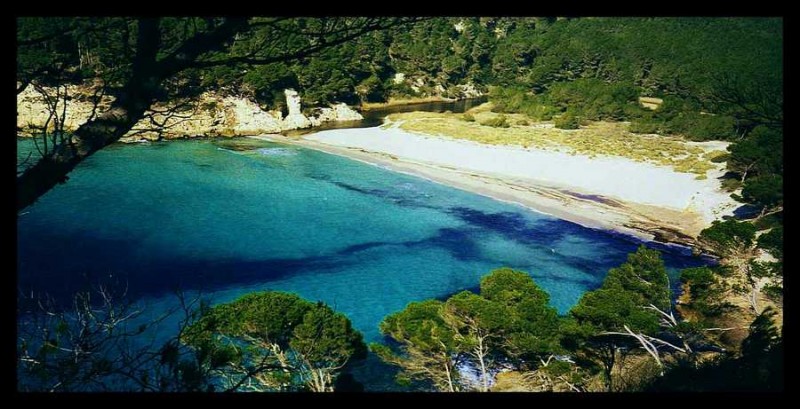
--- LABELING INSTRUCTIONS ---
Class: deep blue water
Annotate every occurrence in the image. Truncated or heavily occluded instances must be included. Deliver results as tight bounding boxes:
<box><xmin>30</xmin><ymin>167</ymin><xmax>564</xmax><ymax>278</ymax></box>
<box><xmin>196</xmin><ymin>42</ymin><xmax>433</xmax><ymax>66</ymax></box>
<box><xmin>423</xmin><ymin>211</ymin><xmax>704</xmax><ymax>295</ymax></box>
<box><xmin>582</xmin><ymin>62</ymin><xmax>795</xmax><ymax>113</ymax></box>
<box><xmin>16</xmin><ymin>136</ymin><xmax>708</xmax><ymax>390</ymax></box>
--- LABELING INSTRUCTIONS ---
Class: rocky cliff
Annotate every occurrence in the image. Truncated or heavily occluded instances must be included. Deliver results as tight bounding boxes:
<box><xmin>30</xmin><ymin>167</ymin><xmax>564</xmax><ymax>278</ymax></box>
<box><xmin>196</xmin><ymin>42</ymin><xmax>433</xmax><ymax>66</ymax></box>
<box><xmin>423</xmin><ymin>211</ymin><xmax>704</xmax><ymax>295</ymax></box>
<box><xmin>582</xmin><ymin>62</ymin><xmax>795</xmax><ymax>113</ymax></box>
<box><xmin>16</xmin><ymin>84</ymin><xmax>363</xmax><ymax>142</ymax></box>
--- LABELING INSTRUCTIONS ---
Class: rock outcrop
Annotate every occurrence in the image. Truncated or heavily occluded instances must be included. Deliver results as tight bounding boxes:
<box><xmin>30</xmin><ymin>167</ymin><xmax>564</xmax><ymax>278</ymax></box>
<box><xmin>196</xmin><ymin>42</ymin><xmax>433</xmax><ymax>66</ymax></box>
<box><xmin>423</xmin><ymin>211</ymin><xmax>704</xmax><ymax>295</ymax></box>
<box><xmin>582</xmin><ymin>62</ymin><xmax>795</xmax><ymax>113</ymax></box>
<box><xmin>281</xmin><ymin>89</ymin><xmax>312</xmax><ymax>130</ymax></box>
<box><xmin>17</xmin><ymin>83</ymin><xmax>363</xmax><ymax>142</ymax></box>
<box><xmin>308</xmin><ymin>103</ymin><xmax>363</xmax><ymax>126</ymax></box>
<box><xmin>392</xmin><ymin>73</ymin><xmax>405</xmax><ymax>84</ymax></box>
<box><xmin>16</xmin><ymin>83</ymin><xmax>115</xmax><ymax>132</ymax></box>
<box><xmin>389</xmin><ymin>73</ymin><xmax>484</xmax><ymax>100</ymax></box>
<box><xmin>456</xmin><ymin>83</ymin><xmax>483</xmax><ymax>99</ymax></box>
<box><xmin>221</xmin><ymin>96</ymin><xmax>283</xmax><ymax>135</ymax></box>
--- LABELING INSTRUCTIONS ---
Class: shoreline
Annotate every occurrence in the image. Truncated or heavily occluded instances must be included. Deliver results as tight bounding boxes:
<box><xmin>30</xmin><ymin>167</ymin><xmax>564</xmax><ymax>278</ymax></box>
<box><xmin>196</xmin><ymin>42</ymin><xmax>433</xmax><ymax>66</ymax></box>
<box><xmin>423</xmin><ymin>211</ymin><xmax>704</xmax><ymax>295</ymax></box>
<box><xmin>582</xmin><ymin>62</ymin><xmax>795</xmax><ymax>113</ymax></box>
<box><xmin>248</xmin><ymin>130</ymin><xmax>736</xmax><ymax>249</ymax></box>
<box><xmin>360</xmin><ymin>96</ymin><xmax>459</xmax><ymax>111</ymax></box>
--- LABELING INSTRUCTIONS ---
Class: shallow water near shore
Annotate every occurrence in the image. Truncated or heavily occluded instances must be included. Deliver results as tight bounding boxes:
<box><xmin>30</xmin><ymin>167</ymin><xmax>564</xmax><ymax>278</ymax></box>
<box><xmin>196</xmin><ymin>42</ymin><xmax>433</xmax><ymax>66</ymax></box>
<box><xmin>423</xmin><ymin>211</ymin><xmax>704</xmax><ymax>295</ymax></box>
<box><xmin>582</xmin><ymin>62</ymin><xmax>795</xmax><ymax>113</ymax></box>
<box><xmin>17</xmin><ymin>136</ymin><xmax>709</xmax><ymax>390</ymax></box>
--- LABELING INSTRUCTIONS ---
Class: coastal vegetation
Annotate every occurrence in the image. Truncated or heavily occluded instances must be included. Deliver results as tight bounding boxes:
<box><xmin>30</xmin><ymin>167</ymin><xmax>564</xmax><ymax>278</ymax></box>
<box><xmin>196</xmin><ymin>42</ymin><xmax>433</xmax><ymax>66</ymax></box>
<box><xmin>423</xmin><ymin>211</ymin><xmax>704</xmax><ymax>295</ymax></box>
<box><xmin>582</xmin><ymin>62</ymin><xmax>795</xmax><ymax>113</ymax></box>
<box><xmin>387</xmin><ymin>107</ymin><xmax>719</xmax><ymax>176</ymax></box>
<box><xmin>17</xmin><ymin>246</ymin><xmax>783</xmax><ymax>392</ymax></box>
<box><xmin>182</xmin><ymin>292</ymin><xmax>366</xmax><ymax>392</ymax></box>
<box><xmin>374</xmin><ymin>246</ymin><xmax>783</xmax><ymax>392</ymax></box>
<box><xmin>18</xmin><ymin>290</ymin><xmax>366</xmax><ymax>392</ymax></box>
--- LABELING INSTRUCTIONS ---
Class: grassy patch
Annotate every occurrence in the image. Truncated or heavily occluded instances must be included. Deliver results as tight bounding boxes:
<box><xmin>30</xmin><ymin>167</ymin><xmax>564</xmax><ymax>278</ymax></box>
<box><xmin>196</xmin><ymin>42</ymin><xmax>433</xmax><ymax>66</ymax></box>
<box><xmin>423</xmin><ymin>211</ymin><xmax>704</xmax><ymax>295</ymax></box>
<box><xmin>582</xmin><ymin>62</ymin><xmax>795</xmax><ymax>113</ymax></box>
<box><xmin>387</xmin><ymin>109</ymin><xmax>719</xmax><ymax>175</ymax></box>
<box><xmin>705</xmin><ymin>150</ymin><xmax>729</xmax><ymax>162</ymax></box>
<box><xmin>721</xmin><ymin>177</ymin><xmax>742</xmax><ymax>192</ymax></box>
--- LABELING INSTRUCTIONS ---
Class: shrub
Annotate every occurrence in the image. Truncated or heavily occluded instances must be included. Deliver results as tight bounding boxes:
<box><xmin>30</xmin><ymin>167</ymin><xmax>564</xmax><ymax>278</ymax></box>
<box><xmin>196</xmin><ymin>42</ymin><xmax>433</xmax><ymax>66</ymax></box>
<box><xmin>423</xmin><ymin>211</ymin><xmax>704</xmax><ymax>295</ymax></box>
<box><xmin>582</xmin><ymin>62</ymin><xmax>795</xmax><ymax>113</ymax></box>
<box><xmin>720</xmin><ymin>177</ymin><xmax>742</xmax><ymax>191</ymax></box>
<box><xmin>752</xmin><ymin>214</ymin><xmax>782</xmax><ymax>231</ymax></box>
<box><xmin>554</xmin><ymin>110</ymin><xmax>580</xmax><ymax>129</ymax></box>
<box><xmin>390</xmin><ymin>81</ymin><xmax>419</xmax><ymax>98</ymax></box>
<box><xmin>707</xmin><ymin>151</ymin><xmax>730</xmax><ymax>163</ymax></box>
<box><xmin>546</xmin><ymin>78</ymin><xmax>639</xmax><ymax>121</ymax></box>
<box><xmin>480</xmin><ymin>115</ymin><xmax>510</xmax><ymax>128</ymax></box>
<box><xmin>461</xmin><ymin>112</ymin><xmax>476</xmax><ymax>122</ymax></box>
<box><xmin>489</xmin><ymin>86</ymin><xmax>559</xmax><ymax>121</ymax></box>
<box><xmin>629</xmin><ymin>119</ymin><xmax>661</xmax><ymax>134</ymax></box>
<box><xmin>762</xmin><ymin>284</ymin><xmax>783</xmax><ymax>303</ymax></box>
<box><xmin>666</xmin><ymin>112</ymin><xmax>736</xmax><ymax>141</ymax></box>
<box><xmin>757</xmin><ymin>226</ymin><xmax>783</xmax><ymax>259</ymax></box>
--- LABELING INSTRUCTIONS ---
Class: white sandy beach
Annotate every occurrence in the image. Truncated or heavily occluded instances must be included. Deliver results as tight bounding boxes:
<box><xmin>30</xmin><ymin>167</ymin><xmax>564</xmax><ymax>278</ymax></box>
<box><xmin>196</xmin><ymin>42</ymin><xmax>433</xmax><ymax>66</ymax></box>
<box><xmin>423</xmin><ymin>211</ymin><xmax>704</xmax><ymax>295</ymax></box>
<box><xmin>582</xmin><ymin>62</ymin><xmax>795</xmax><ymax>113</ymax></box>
<box><xmin>252</xmin><ymin>125</ymin><xmax>740</xmax><ymax>243</ymax></box>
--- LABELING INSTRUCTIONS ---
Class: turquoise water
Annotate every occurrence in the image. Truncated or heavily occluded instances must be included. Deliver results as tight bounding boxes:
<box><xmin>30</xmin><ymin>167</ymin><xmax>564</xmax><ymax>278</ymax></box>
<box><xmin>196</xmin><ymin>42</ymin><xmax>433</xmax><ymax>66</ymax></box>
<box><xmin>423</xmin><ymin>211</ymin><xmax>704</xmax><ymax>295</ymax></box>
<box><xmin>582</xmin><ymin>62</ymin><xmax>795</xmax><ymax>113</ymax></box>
<box><xmin>17</xmin><ymin>137</ymin><xmax>708</xmax><ymax>390</ymax></box>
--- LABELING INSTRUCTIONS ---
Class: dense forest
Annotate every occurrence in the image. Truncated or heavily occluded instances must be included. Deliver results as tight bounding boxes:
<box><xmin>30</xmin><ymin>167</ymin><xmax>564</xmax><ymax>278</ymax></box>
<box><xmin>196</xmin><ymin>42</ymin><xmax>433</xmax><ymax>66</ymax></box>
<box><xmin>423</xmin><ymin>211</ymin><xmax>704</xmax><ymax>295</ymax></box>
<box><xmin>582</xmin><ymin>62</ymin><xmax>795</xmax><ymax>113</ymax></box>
<box><xmin>17</xmin><ymin>17</ymin><xmax>783</xmax><ymax>392</ymax></box>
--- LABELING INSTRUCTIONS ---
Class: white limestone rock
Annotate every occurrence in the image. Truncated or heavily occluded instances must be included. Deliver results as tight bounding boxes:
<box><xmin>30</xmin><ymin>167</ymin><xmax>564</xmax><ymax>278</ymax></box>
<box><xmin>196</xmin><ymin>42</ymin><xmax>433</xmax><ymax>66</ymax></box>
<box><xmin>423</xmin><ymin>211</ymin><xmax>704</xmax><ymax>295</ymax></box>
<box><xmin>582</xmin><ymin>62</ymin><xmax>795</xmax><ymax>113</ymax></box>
<box><xmin>225</xmin><ymin>96</ymin><xmax>283</xmax><ymax>135</ymax></box>
<box><xmin>16</xmin><ymin>83</ymin><xmax>115</xmax><ymax>134</ymax></box>
<box><xmin>332</xmin><ymin>103</ymin><xmax>363</xmax><ymax>121</ymax></box>
<box><xmin>281</xmin><ymin>89</ymin><xmax>312</xmax><ymax>130</ymax></box>
<box><xmin>308</xmin><ymin>103</ymin><xmax>363</xmax><ymax>126</ymax></box>
<box><xmin>456</xmin><ymin>83</ymin><xmax>483</xmax><ymax>99</ymax></box>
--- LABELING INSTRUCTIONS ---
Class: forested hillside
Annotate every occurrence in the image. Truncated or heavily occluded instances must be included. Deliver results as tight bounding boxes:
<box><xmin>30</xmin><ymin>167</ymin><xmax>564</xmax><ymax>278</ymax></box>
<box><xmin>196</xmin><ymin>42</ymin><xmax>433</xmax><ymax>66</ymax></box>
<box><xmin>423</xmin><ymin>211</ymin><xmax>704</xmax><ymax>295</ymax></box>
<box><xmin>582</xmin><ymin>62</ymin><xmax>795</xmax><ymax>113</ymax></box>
<box><xmin>19</xmin><ymin>18</ymin><xmax>781</xmax><ymax>110</ymax></box>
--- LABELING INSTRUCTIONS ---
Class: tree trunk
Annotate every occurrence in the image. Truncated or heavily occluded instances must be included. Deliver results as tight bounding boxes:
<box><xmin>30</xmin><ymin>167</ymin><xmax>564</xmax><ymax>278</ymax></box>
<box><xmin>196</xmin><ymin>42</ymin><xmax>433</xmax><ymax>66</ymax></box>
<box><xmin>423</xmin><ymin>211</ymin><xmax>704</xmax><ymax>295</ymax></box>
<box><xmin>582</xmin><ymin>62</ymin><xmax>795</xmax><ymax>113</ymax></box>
<box><xmin>603</xmin><ymin>344</ymin><xmax>616</xmax><ymax>392</ymax></box>
<box><xmin>740</xmin><ymin>163</ymin><xmax>755</xmax><ymax>183</ymax></box>
<box><xmin>16</xmin><ymin>18</ymin><xmax>253</xmax><ymax>212</ymax></box>
<box><xmin>17</xmin><ymin>19</ymin><xmax>161</xmax><ymax>212</ymax></box>
<box><xmin>17</xmin><ymin>103</ymin><xmax>150</xmax><ymax>211</ymax></box>
<box><xmin>476</xmin><ymin>338</ymin><xmax>489</xmax><ymax>392</ymax></box>
<box><xmin>443</xmin><ymin>358</ymin><xmax>455</xmax><ymax>392</ymax></box>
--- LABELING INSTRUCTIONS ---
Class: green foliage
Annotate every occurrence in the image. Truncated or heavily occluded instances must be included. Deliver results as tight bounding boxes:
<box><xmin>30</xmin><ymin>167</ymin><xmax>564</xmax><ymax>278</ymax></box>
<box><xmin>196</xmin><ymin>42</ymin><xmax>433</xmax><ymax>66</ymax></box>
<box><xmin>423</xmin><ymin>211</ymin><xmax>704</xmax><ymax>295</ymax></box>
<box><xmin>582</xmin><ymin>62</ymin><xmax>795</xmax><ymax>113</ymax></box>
<box><xmin>480</xmin><ymin>114</ymin><xmax>510</xmax><ymax>128</ymax></box>
<box><xmin>604</xmin><ymin>246</ymin><xmax>671</xmax><ymax>310</ymax></box>
<box><xmin>628</xmin><ymin>118</ymin><xmax>661</xmax><ymax>134</ymax></box>
<box><xmin>479</xmin><ymin>268</ymin><xmax>561</xmax><ymax>361</ymax></box>
<box><xmin>567</xmin><ymin>246</ymin><xmax>673</xmax><ymax>390</ymax></box>
<box><xmin>461</xmin><ymin>112</ymin><xmax>475</xmax><ymax>122</ymax></box>
<box><xmin>679</xmin><ymin>267</ymin><xmax>731</xmax><ymax>317</ymax></box>
<box><xmin>17</xmin><ymin>17</ymin><xmax>135</xmax><ymax>87</ymax></box>
<box><xmin>490</xmin><ymin>86</ymin><xmax>557</xmax><ymax>121</ymax></box>
<box><xmin>184</xmin><ymin>291</ymin><xmax>365</xmax><ymax>391</ymax></box>
<box><xmin>741</xmin><ymin>308</ymin><xmax>781</xmax><ymax>359</ymax></box>
<box><xmin>684</xmin><ymin>114</ymin><xmax>736</xmax><ymax>141</ymax></box>
<box><xmin>374</xmin><ymin>299</ymin><xmax>459</xmax><ymax>391</ymax></box>
<box><xmin>699</xmin><ymin>220</ymin><xmax>757</xmax><ymax>256</ymax></box>
<box><xmin>762</xmin><ymin>284</ymin><xmax>783</xmax><ymax>303</ymax></box>
<box><xmin>554</xmin><ymin>110</ymin><xmax>581</xmax><ymax>129</ymax></box>
<box><xmin>728</xmin><ymin>125</ymin><xmax>783</xmax><ymax>180</ymax></box>
<box><xmin>185</xmin><ymin>292</ymin><xmax>310</xmax><ymax>345</ymax></box>
<box><xmin>290</xmin><ymin>303</ymin><xmax>367</xmax><ymax>367</ymax></box>
<box><xmin>241</xmin><ymin>63</ymin><xmax>298</xmax><ymax>108</ymax></box>
<box><xmin>629</xmin><ymin>97</ymin><xmax>737</xmax><ymax>140</ymax></box>
<box><xmin>720</xmin><ymin>177</ymin><xmax>742</xmax><ymax>192</ymax></box>
<box><xmin>378</xmin><ymin>300</ymin><xmax>456</xmax><ymax>354</ymax></box>
<box><xmin>571</xmin><ymin>287</ymin><xmax>660</xmax><ymax>336</ymax></box>
<box><xmin>18</xmin><ymin>18</ymin><xmax>783</xmax><ymax>391</ymax></box>
<box><xmin>546</xmin><ymin>79</ymin><xmax>640</xmax><ymax>121</ymax></box>
<box><xmin>741</xmin><ymin>174</ymin><xmax>783</xmax><ymax>211</ymax></box>
<box><xmin>389</xmin><ymin>81</ymin><xmax>419</xmax><ymax>98</ymax></box>
<box><xmin>480</xmin><ymin>267</ymin><xmax>550</xmax><ymax>305</ymax></box>
<box><xmin>757</xmin><ymin>226</ymin><xmax>783</xmax><ymax>260</ymax></box>
<box><xmin>708</xmin><ymin>152</ymin><xmax>730</xmax><ymax>163</ymax></box>
<box><xmin>748</xmin><ymin>260</ymin><xmax>780</xmax><ymax>279</ymax></box>
<box><xmin>376</xmin><ymin>268</ymin><xmax>561</xmax><ymax>390</ymax></box>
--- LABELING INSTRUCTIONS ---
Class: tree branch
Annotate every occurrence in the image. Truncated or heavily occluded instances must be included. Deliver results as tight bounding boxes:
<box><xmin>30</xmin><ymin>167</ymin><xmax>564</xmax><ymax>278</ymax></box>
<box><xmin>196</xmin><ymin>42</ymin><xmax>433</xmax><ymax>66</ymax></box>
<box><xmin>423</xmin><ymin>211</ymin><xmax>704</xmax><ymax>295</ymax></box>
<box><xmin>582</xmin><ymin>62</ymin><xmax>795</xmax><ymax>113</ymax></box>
<box><xmin>188</xmin><ymin>18</ymin><xmax>420</xmax><ymax>69</ymax></box>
